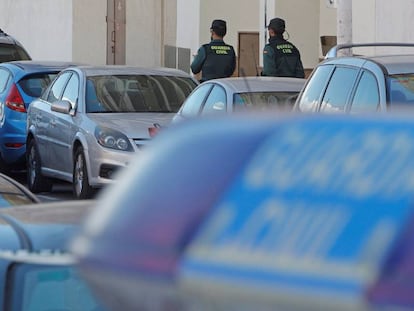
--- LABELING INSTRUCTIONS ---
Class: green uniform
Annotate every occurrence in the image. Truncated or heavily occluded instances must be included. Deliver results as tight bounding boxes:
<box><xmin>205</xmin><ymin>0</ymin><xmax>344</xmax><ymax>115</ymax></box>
<box><xmin>191</xmin><ymin>39</ymin><xmax>236</xmax><ymax>82</ymax></box>
<box><xmin>262</xmin><ymin>35</ymin><xmax>305</xmax><ymax>78</ymax></box>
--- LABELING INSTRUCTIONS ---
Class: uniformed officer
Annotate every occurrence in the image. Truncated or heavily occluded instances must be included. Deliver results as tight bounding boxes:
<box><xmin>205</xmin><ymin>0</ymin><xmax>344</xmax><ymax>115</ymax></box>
<box><xmin>262</xmin><ymin>17</ymin><xmax>305</xmax><ymax>78</ymax></box>
<box><xmin>191</xmin><ymin>19</ymin><xmax>236</xmax><ymax>82</ymax></box>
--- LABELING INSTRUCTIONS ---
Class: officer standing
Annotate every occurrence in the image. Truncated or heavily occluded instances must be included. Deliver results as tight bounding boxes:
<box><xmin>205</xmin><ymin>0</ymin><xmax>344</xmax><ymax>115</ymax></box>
<box><xmin>262</xmin><ymin>17</ymin><xmax>305</xmax><ymax>78</ymax></box>
<box><xmin>191</xmin><ymin>19</ymin><xmax>236</xmax><ymax>82</ymax></box>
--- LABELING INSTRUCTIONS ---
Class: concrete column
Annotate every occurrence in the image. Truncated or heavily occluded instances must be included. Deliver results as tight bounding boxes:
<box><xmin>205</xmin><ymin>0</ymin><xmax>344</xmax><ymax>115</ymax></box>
<box><xmin>337</xmin><ymin>0</ymin><xmax>352</xmax><ymax>55</ymax></box>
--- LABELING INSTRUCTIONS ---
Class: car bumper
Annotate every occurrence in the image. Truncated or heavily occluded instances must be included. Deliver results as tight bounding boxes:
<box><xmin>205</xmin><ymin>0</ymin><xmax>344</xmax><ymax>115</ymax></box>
<box><xmin>86</xmin><ymin>145</ymin><xmax>138</xmax><ymax>188</ymax></box>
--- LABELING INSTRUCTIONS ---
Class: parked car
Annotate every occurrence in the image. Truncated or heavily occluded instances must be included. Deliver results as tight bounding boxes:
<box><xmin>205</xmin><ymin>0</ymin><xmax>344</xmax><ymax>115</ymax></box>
<box><xmin>0</xmin><ymin>61</ymin><xmax>79</xmax><ymax>173</ymax></box>
<box><xmin>294</xmin><ymin>43</ymin><xmax>414</xmax><ymax>113</ymax></box>
<box><xmin>0</xmin><ymin>29</ymin><xmax>31</xmax><ymax>63</ymax></box>
<box><xmin>72</xmin><ymin>113</ymin><xmax>414</xmax><ymax>310</ymax></box>
<box><xmin>0</xmin><ymin>200</ymin><xmax>106</xmax><ymax>310</ymax></box>
<box><xmin>0</xmin><ymin>172</ymin><xmax>39</xmax><ymax>206</ymax></box>
<box><xmin>172</xmin><ymin>76</ymin><xmax>305</xmax><ymax>123</ymax></box>
<box><xmin>26</xmin><ymin>65</ymin><xmax>198</xmax><ymax>199</ymax></box>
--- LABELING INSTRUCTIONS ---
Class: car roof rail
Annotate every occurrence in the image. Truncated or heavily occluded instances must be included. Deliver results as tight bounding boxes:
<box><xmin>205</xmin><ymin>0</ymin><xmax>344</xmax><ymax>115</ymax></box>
<box><xmin>0</xmin><ymin>214</ymin><xmax>33</xmax><ymax>251</ymax></box>
<box><xmin>325</xmin><ymin>42</ymin><xmax>414</xmax><ymax>59</ymax></box>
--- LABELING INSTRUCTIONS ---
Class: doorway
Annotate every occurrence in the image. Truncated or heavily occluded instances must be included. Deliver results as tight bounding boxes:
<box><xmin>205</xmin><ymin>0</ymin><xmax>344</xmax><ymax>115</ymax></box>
<box><xmin>107</xmin><ymin>0</ymin><xmax>126</xmax><ymax>65</ymax></box>
<box><xmin>238</xmin><ymin>32</ymin><xmax>260</xmax><ymax>77</ymax></box>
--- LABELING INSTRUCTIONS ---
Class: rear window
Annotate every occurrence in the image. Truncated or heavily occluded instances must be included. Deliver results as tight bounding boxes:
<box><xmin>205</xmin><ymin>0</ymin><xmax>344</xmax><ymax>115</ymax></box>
<box><xmin>234</xmin><ymin>91</ymin><xmax>299</xmax><ymax>112</ymax></box>
<box><xmin>387</xmin><ymin>74</ymin><xmax>414</xmax><ymax>106</ymax></box>
<box><xmin>86</xmin><ymin>74</ymin><xmax>197</xmax><ymax>113</ymax></box>
<box><xmin>18</xmin><ymin>73</ymin><xmax>58</xmax><ymax>98</ymax></box>
<box><xmin>0</xmin><ymin>44</ymin><xmax>31</xmax><ymax>63</ymax></box>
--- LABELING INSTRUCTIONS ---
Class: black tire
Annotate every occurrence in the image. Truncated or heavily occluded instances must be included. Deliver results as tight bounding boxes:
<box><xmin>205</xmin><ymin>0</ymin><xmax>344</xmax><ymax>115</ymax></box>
<box><xmin>26</xmin><ymin>139</ymin><xmax>53</xmax><ymax>193</ymax></box>
<box><xmin>73</xmin><ymin>146</ymin><xmax>95</xmax><ymax>199</ymax></box>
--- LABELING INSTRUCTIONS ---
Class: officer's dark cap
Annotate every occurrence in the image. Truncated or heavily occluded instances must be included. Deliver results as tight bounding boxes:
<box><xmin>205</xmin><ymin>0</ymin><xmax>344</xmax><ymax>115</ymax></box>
<box><xmin>268</xmin><ymin>17</ymin><xmax>285</xmax><ymax>32</ymax></box>
<box><xmin>211</xmin><ymin>19</ymin><xmax>227</xmax><ymax>36</ymax></box>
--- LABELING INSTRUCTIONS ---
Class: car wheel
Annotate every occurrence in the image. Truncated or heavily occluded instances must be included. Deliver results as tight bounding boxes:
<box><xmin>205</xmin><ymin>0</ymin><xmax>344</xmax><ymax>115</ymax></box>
<box><xmin>26</xmin><ymin>139</ymin><xmax>53</xmax><ymax>193</ymax></box>
<box><xmin>73</xmin><ymin>146</ymin><xmax>95</xmax><ymax>199</ymax></box>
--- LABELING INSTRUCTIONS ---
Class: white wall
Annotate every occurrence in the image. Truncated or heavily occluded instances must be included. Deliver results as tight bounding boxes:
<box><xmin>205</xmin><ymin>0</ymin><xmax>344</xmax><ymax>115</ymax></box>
<box><xmin>126</xmin><ymin>0</ymin><xmax>162</xmax><ymax>66</ymax></box>
<box><xmin>0</xmin><ymin>0</ymin><xmax>73</xmax><ymax>61</ymax></box>
<box><xmin>199</xmin><ymin>0</ymin><xmax>260</xmax><ymax>56</ymax></box>
<box><xmin>73</xmin><ymin>0</ymin><xmax>106</xmax><ymax>65</ymax></box>
<box><xmin>177</xmin><ymin>0</ymin><xmax>200</xmax><ymax>56</ymax></box>
<box><xmin>274</xmin><ymin>0</ymin><xmax>320</xmax><ymax>69</ymax></box>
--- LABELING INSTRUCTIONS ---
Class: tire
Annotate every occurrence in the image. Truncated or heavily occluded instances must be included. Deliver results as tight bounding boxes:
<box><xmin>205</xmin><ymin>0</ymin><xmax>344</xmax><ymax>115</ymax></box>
<box><xmin>73</xmin><ymin>146</ymin><xmax>95</xmax><ymax>199</ymax></box>
<box><xmin>26</xmin><ymin>139</ymin><xmax>53</xmax><ymax>193</ymax></box>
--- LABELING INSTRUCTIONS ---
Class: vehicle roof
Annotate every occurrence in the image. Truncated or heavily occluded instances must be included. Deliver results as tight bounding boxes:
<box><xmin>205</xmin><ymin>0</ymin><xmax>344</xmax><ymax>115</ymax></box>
<box><xmin>0</xmin><ymin>173</ymin><xmax>39</xmax><ymax>206</ymax></box>
<box><xmin>0</xmin><ymin>200</ymin><xmax>96</xmax><ymax>224</ymax></box>
<box><xmin>365</xmin><ymin>54</ymin><xmax>414</xmax><ymax>74</ymax></box>
<box><xmin>324</xmin><ymin>43</ymin><xmax>414</xmax><ymax>75</ymax></box>
<box><xmin>72</xmin><ymin>65</ymin><xmax>194</xmax><ymax>78</ymax></box>
<box><xmin>202</xmin><ymin>76</ymin><xmax>306</xmax><ymax>93</ymax></box>
<box><xmin>1</xmin><ymin>60</ymin><xmax>81</xmax><ymax>73</ymax></box>
<box><xmin>0</xmin><ymin>200</ymin><xmax>96</xmax><ymax>252</ymax></box>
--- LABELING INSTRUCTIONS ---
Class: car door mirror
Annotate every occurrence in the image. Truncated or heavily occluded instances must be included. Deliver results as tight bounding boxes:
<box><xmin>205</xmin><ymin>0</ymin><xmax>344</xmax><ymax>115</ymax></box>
<box><xmin>51</xmin><ymin>100</ymin><xmax>72</xmax><ymax>114</ymax></box>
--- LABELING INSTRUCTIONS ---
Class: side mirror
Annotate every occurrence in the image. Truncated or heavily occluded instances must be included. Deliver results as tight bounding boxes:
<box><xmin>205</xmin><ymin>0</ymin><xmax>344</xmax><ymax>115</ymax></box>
<box><xmin>51</xmin><ymin>100</ymin><xmax>72</xmax><ymax>115</ymax></box>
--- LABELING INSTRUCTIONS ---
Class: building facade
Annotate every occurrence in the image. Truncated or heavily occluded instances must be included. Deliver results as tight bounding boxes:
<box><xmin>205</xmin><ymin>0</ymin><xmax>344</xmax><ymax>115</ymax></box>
<box><xmin>0</xmin><ymin>0</ymin><xmax>413</xmax><ymax>77</ymax></box>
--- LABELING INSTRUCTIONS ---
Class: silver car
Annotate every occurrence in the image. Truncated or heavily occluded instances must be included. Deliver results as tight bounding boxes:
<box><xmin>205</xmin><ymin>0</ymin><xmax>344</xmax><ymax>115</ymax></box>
<box><xmin>26</xmin><ymin>65</ymin><xmax>197</xmax><ymax>199</ymax></box>
<box><xmin>172</xmin><ymin>76</ymin><xmax>306</xmax><ymax>123</ymax></box>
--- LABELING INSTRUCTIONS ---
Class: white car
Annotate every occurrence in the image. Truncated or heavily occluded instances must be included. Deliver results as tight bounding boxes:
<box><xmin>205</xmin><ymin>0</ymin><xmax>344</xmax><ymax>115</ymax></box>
<box><xmin>172</xmin><ymin>76</ymin><xmax>305</xmax><ymax>123</ymax></box>
<box><xmin>26</xmin><ymin>65</ymin><xmax>197</xmax><ymax>199</ymax></box>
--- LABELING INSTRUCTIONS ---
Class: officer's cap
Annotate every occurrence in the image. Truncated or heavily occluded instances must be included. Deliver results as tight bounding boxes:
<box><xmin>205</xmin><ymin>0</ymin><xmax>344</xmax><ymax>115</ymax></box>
<box><xmin>211</xmin><ymin>19</ymin><xmax>227</xmax><ymax>32</ymax></box>
<box><xmin>268</xmin><ymin>17</ymin><xmax>285</xmax><ymax>32</ymax></box>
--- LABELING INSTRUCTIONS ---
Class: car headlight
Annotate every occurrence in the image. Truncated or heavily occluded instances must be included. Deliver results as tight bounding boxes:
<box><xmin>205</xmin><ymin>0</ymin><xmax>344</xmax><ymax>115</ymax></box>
<box><xmin>95</xmin><ymin>127</ymin><xmax>134</xmax><ymax>151</ymax></box>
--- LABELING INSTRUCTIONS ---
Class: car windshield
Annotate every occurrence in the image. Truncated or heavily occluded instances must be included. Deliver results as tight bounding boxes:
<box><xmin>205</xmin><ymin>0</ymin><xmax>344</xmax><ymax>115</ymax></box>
<box><xmin>7</xmin><ymin>263</ymin><xmax>105</xmax><ymax>311</ymax></box>
<box><xmin>0</xmin><ymin>44</ymin><xmax>31</xmax><ymax>62</ymax></box>
<box><xmin>387</xmin><ymin>74</ymin><xmax>414</xmax><ymax>106</ymax></box>
<box><xmin>86</xmin><ymin>74</ymin><xmax>197</xmax><ymax>113</ymax></box>
<box><xmin>19</xmin><ymin>73</ymin><xmax>58</xmax><ymax>98</ymax></box>
<box><xmin>233</xmin><ymin>91</ymin><xmax>299</xmax><ymax>112</ymax></box>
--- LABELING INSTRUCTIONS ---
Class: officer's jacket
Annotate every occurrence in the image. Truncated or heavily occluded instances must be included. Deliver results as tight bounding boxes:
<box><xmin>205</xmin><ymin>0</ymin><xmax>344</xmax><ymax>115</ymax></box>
<box><xmin>262</xmin><ymin>35</ymin><xmax>305</xmax><ymax>78</ymax></box>
<box><xmin>191</xmin><ymin>39</ymin><xmax>236</xmax><ymax>82</ymax></box>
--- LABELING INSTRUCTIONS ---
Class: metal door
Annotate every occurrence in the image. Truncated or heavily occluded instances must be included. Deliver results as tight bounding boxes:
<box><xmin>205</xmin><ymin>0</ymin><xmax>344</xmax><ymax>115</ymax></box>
<box><xmin>107</xmin><ymin>0</ymin><xmax>126</xmax><ymax>65</ymax></box>
<box><xmin>238</xmin><ymin>32</ymin><xmax>260</xmax><ymax>77</ymax></box>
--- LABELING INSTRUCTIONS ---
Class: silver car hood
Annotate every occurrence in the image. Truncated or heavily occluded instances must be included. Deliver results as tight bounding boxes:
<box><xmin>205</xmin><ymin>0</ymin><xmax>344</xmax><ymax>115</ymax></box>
<box><xmin>88</xmin><ymin>113</ymin><xmax>175</xmax><ymax>138</ymax></box>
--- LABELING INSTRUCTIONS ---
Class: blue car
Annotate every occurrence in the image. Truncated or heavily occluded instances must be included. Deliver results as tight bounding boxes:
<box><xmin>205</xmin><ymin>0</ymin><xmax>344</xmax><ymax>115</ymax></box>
<box><xmin>73</xmin><ymin>113</ymin><xmax>414</xmax><ymax>311</ymax></box>
<box><xmin>0</xmin><ymin>200</ymin><xmax>106</xmax><ymax>310</ymax></box>
<box><xmin>0</xmin><ymin>61</ymin><xmax>78</xmax><ymax>172</ymax></box>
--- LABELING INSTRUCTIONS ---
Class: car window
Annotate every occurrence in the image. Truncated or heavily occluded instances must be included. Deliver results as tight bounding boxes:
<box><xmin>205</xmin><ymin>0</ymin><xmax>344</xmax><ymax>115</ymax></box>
<box><xmin>201</xmin><ymin>85</ymin><xmax>227</xmax><ymax>115</ymax></box>
<box><xmin>46</xmin><ymin>72</ymin><xmax>72</xmax><ymax>103</ymax></box>
<box><xmin>320</xmin><ymin>66</ymin><xmax>359</xmax><ymax>113</ymax></box>
<box><xmin>89</xmin><ymin>75</ymin><xmax>197</xmax><ymax>113</ymax></box>
<box><xmin>179</xmin><ymin>84</ymin><xmax>213</xmax><ymax>118</ymax></box>
<box><xmin>234</xmin><ymin>92</ymin><xmax>299</xmax><ymax>112</ymax></box>
<box><xmin>7</xmin><ymin>263</ymin><xmax>104</xmax><ymax>311</ymax></box>
<box><xmin>388</xmin><ymin>74</ymin><xmax>414</xmax><ymax>107</ymax></box>
<box><xmin>18</xmin><ymin>73</ymin><xmax>58</xmax><ymax>98</ymax></box>
<box><xmin>0</xmin><ymin>68</ymin><xmax>10</xmax><ymax>93</ymax></box>
<box><xmin>61</xmin><ymin>73</ymin><xmax>79</xmax><ymax>109</ymax></box>
<box><xmin>297</xmin><ymin>65</ymin><xmax>333</xmax><ymax>112</ymax></box>
<box><xmin>350</xmin><ymin>70</ymin><xmax>379</xmax><ymax>113</ymax></box>
<box><xmin>0</xmin><ymin>44</ymin><xmax>31</xmax><ymax>62</ymax></box>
